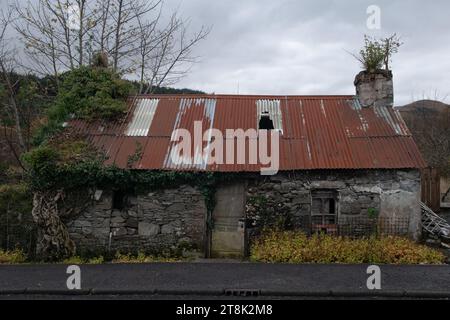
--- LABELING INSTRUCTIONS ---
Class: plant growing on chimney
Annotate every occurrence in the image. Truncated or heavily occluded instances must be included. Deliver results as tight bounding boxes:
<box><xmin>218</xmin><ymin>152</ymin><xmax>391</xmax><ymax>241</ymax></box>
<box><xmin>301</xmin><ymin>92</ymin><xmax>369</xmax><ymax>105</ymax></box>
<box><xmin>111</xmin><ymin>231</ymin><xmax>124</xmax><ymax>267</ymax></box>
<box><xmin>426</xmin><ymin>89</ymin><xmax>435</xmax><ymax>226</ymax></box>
<box><xmin>352</xmin><ymin>34</ymin><xmax>402</xmax><ymax>73</ymax></box>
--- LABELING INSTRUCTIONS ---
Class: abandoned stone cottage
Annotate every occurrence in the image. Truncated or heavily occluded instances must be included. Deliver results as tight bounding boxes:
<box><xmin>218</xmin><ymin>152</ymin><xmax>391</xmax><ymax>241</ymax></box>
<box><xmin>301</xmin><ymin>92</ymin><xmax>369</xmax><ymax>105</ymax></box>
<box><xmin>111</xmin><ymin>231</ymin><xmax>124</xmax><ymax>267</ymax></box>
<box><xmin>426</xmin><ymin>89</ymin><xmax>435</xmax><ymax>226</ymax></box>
<box><xmin>66</xmin><ymin>70</ymin><xmax>426</xmax><ymax>258</ymax></box>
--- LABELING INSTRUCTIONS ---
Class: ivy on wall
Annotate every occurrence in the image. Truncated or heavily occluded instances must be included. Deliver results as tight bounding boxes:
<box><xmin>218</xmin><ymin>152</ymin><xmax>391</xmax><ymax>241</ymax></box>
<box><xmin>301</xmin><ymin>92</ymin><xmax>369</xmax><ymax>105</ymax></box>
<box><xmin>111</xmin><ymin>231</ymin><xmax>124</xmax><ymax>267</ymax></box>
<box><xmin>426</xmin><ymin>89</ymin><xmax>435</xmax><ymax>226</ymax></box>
<box><xmin>22</xmin><ymin>65</ymin><xmax>232</xmax><ymax>260</ymax></box>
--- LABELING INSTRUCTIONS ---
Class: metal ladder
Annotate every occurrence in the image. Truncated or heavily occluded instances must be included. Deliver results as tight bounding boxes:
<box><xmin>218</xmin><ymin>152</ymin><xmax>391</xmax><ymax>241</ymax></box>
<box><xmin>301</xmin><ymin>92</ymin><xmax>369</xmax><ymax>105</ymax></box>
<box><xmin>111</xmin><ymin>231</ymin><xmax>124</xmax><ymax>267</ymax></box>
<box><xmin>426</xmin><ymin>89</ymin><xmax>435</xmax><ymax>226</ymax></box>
<box><xmin>442</xmin><ymin>187</ymin><xmax>450</xmax><ymax>203</ymax></box>
<box><xmin>421</xmin><ymin>202</ymin><xmax>450</xmax><ymax>240</ymax></box>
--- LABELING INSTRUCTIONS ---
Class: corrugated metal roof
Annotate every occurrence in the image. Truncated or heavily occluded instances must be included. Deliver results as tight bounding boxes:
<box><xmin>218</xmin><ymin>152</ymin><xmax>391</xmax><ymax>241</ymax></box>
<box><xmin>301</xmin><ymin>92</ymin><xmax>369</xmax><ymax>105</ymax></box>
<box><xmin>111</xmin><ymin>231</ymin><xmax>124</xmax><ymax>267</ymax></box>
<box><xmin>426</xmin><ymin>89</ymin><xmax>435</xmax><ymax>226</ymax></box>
<box><xmin>125</xmin><ymin>98</ymin><xmax>159</xmax><ymax>136</ymax></box>
<box><xmin>256</xmin><ymin>99</ymin><xmax>283</xmax><ymax>132</ymax></box>
<box><xmin>68</xmin><ymin>94</ymin><xmax>426</xmax><ymax>171</ymax></box>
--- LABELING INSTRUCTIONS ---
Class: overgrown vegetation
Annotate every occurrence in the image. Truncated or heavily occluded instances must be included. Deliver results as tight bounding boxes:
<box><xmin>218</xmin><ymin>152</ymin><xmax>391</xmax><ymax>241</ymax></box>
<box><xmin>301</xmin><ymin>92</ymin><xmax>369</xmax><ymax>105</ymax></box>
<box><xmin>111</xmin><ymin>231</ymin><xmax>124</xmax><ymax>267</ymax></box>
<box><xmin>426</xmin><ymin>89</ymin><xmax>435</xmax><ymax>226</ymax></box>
<box><xmin>0</xmin><ymin>0</ymin><xmax>210</xmax><ymax>262</ymax></box>
<box><xmin>33</xmin><ymin>66</ymin><xmax>133</xmax><ymax>145</ymax></box>
<box><xmin>51</xmin><ymin>66</ymin><xmax>133</xmax><ymax>121</ymax></box>
<box><xmin>112</xmin><ymin>252</ymin><xmax>182</xmax><ymax>264</ymax></box>
<box><xmin>0</xmin><ymin>251</ymin><xmax>184</xmax><ymax>265</ymax></box>
<box><xmin>0</xmin><ymin>249</ymin><xmax>27</xmax><ymax>264</ymax></box>
<box><xmin>22</xmin><ymin>137</ymin><xmax>221</xmax><ymax>196</ymax></box>
<box><xmin>352</xmin><ymin>34</ymin><xmax>402</xmax><ymax>72</ymax></box>
<box><xmin>251</xmin><ymin>230</ymin><xmax>445</xmax><ymax>265</ymax></box>
<box><xmin>246</xmin><ymin>195</ymin><xmax>293</xmax><ymax>230</ymax></box>
<box><xmin>20</xmin><ymin>128</ymin><xmax>234</xmax><ymax>261</ymax></box>
<box><xmin>0</xmin><ymin>183</ymin><xmax>35</xmax><ymax>258</ymax></box>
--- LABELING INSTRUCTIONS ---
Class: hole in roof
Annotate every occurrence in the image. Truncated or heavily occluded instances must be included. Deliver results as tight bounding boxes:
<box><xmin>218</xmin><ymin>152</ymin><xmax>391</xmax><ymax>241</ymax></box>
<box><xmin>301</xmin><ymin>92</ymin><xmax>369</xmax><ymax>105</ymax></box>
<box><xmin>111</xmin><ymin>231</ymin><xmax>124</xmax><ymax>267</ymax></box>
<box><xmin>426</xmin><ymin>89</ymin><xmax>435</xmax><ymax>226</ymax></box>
<box><xmin>256</xmin><ymin>99</ymin><xmax>283</xmax><ymax>133</ymax></box>
<box><xmin>259</xmin><ymin>112</ymin><xmax>275</xmax><ymax>130</ymax></box>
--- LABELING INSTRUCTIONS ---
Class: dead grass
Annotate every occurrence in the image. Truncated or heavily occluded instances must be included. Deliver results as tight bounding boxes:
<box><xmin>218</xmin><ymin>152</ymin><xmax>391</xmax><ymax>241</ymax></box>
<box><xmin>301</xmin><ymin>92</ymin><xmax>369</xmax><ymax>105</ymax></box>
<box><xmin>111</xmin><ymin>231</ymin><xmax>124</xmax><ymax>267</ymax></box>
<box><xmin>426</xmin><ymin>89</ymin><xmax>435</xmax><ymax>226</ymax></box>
<box><xmin>0</xmin><ymin>249</ymin><xmax>27</xmax><ymax>264</ymax></box>
<box><xmin>251</xmin><ymin>230</ymin><xmax>446</xmax><ymax>265</ymax></box>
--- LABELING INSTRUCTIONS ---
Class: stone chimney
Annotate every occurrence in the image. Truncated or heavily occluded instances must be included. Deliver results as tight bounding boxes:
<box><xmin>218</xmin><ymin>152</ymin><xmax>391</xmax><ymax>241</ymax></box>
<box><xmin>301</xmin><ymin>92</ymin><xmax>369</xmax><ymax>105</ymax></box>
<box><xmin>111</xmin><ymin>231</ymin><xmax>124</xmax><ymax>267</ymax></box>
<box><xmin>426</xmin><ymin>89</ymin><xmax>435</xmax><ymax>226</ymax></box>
<box><xmin>354</xmin><ymin>69</ymin><xmax>393</xmax><ymax>107</ymax></box>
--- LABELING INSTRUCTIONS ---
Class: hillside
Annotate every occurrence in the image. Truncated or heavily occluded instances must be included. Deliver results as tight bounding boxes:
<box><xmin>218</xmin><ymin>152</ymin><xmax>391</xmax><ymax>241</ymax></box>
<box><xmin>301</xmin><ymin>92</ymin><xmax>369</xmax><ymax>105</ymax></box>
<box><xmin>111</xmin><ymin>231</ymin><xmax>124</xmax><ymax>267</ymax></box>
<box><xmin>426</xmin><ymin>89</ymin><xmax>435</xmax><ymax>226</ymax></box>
<box><xmin>396</xmin><ymin>100</ymin><xmax>450</xmax><ymax>175</ymax></box>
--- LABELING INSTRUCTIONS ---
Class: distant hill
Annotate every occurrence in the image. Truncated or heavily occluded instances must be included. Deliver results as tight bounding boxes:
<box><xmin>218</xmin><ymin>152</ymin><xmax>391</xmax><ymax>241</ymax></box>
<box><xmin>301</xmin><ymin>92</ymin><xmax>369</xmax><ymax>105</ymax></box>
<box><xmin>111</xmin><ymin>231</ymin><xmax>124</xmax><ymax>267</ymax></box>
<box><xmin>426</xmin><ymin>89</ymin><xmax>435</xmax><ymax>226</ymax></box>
<box><xmin>396</xmin><ymin>100</ymin><xmax>449</xmax><ymax>121</ymax></box>
<box><xmin>395</xmin><ymin>100</ymin><xmax>450</xmax><ymax>175</ymax></box>
<box><xmin>127</xmin><ymin>80</ymin><xmax>205</xmax><ymax>95</ymax></box>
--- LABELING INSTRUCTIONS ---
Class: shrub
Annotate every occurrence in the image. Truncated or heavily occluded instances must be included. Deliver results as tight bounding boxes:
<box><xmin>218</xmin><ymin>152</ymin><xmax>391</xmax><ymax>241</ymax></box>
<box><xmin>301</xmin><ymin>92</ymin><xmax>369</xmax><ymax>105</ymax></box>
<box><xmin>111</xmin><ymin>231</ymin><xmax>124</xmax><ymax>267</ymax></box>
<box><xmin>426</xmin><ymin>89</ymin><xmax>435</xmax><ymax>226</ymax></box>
<box><xmin>62</xmin><ymin>256</ymin><xmax>84</xmax><ymax>264</ymax></box>
<box><xmin>352</xmin><ymin>34</ymin><xmax>402</xmax><ymax>72</ymax></box>
<box><xmin>33</xmin><ymin>66</ymin><xmax>133</xmax><ymax>145</ymax></box>
<box><xmin>22</xmin><ymin>137</ymin><xmax>104</xmax><ymax>192</ymax></box>
<box><xmin>0</xmin><ymin>184</ymin><xmax>35</xmax><ymax>258</ymax></box>
<box><xmin>112</xmin><ymin>252</ymin><xmax>181</xmax><ymax>264</ymax></box>
<box><xmin>50</xmin><ymin>66</ymin><xmax>132</xmax><ymax>121</ymax></box>
<box><xmin>0</xmin><ymin>249</ymin><xmax>27</xmax><ymax>264</ymax></box>
<box><xmin>250</xmin><ymin>230</ymin><xmax>445</xmax><ymax>265</ymax></box>
<box><xmin>59</xmin><ymin>252</ymin><xmax>181</xmax><ymax>264</ymax></box>
<box><xmin>62</xmin><ymin>256</ymin><xmax>104</xmax><ymax>264</ymax></box>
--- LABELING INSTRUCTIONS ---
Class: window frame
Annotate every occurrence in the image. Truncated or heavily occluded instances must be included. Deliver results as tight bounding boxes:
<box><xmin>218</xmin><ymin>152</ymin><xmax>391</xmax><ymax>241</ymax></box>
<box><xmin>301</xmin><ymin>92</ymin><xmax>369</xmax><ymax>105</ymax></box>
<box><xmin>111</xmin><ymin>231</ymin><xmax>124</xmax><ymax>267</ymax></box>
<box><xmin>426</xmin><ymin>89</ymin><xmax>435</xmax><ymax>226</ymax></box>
<box><xmin>310</xmin><ymin>190</ymin><xmax>339</xmax><ymax>233</ymax></box>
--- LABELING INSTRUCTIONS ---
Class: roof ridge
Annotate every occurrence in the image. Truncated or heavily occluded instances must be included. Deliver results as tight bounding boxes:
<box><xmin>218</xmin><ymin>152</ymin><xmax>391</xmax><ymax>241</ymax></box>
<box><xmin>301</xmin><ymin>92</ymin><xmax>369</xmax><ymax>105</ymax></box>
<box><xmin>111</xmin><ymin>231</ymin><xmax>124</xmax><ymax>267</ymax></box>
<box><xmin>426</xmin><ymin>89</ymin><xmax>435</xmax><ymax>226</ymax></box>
<box><xmin>131</xmin><ymin>94</ymin><xmax>355</xmax><ymax>99</ymax></box>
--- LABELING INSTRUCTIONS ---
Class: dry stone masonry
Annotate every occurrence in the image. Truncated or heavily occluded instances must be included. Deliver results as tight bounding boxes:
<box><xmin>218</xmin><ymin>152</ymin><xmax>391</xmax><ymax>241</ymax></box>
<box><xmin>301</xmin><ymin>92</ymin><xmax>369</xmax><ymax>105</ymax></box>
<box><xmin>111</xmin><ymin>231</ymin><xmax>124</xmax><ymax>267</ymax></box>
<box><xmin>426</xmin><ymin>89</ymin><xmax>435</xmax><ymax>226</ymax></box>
<box><xmin>66</xmin><ymin>169</ymin><xmax>422</xmax><ymax>256</ymax></box>
<box><xmin>66</xmin><ymin>185</ymin><xmax>207</xmax><ymax>255</ymax></box>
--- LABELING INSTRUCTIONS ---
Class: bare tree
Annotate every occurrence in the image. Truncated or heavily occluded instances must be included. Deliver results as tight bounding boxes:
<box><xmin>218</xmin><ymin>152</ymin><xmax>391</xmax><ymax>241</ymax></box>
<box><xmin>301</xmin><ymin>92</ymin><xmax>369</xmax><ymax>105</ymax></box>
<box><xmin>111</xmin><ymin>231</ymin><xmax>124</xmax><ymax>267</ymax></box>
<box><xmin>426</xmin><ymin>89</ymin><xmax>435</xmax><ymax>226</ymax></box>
<box><xmin>97</xmin><ymin>0</ymin><xmax>163</xmax><ymax>73</ymax></box>
<box><xmin>13</xmin><ymin>0</ymin><xmax>209</xmax><ymax>90</ymax></box>
<box><xmin>13</xmin><ymin>0</ymin><xmax>99</xmax><ymax>79</ymax></box>
<box><xmin>136</xmin><ymin>12</ymin><xmax>210</xmax><ymax>94</ymax></box>
<box><xmin>0</xmin><ymin>8</ymin><xmax>26</xmax><ymax>156</ymax></box>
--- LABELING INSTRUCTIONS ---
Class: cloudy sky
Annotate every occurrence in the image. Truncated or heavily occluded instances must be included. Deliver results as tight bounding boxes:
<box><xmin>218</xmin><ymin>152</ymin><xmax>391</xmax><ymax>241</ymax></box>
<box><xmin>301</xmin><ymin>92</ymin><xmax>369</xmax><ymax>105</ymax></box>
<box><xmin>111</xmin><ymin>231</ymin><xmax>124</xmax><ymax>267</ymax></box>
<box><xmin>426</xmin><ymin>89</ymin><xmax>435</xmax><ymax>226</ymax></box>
<box><xmin>164</xmin><ymin>0</ymin><xmax>450</xmax><ymax>105</ymax></box>
<box><xmin>2</xmin><ymin>0</ymin><xmax>449</xmax><ymax>105</ymax></box>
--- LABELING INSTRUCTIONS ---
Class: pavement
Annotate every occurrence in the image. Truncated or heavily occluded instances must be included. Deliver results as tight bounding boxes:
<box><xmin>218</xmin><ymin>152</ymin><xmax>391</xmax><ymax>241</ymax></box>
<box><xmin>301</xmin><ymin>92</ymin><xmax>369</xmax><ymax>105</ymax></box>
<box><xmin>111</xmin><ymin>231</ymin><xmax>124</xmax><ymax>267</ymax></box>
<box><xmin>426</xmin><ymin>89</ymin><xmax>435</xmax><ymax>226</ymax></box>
<box><xmin>1</xmin><ymin>263</ymin><xmax>450</xmax><ymax>299</ymax></box>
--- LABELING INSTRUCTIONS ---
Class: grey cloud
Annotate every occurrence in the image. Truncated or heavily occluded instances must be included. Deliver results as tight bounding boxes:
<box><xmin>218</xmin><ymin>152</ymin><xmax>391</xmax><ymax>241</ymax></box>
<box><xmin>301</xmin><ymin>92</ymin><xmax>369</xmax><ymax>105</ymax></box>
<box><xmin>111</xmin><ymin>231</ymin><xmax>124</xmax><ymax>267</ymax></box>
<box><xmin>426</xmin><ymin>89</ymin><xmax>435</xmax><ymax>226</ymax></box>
<box><xmin>169</xmin><ymin>0</ymin><xmax>450</xmax><ymax>105</ymax></box>
<box><xmin>2</xmin><ymin>0</ymin><xmax>449</xmax><ymax>105</ymax></box>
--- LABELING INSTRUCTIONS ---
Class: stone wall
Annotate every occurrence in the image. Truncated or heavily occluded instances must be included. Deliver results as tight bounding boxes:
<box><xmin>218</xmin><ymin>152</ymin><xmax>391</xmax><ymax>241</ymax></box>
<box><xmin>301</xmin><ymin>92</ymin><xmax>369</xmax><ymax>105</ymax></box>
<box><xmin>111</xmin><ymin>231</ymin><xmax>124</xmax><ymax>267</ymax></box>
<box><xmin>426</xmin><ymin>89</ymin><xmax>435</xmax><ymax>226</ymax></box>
<box><xmin>245</xmin><ymin>169</ymin><xmax>421</xmax><ymax>240</ymax></box>
<box><xmin>66</xmin><ymin>169</ymin><xmax>422</xmax><ymax>256</ymax></box>
<box><xmin>66</xmin><ymin>185</ymin><xmax>207</xmax><ymax>255</ymax></box>
<box><xmin>354</xmin><ymin>70</ymin><xmax>394</xmax><ymax>108</ymax></box>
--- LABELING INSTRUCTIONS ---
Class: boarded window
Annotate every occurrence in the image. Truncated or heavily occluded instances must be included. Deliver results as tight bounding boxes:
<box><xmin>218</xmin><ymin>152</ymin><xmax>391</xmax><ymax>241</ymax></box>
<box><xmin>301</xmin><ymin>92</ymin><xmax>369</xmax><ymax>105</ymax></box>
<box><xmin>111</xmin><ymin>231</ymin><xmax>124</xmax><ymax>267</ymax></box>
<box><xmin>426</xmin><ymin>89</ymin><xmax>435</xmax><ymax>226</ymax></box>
<box><xmin>311</xmin><ymin>190</ymin><xmax>338</xmax><ymax>233</ymax></box>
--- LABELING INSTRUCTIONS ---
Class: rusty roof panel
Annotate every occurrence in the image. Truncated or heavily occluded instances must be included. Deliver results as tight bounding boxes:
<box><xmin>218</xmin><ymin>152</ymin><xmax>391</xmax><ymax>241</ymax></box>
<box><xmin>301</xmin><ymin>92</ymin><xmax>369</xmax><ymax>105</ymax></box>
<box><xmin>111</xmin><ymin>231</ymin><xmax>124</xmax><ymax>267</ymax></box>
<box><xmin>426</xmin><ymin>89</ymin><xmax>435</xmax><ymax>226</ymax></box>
<box><xmin>69</xmin><ymin>94</ymin><xmax>426</xmax><ymax>171</ymax></box>
<box><xmin>139</xmin><ymin>137</ymin><xmax>170</xmax><ymax>169</ymax></box>
<box><xmin>113</xmin><ymin>137</ymin><xmax>148</xmax><ymax>168</ymax></box>
<box><xmin>147</xmin><ymin>98</ymin><xmax>180</xmax><ymax>137</ymax></box>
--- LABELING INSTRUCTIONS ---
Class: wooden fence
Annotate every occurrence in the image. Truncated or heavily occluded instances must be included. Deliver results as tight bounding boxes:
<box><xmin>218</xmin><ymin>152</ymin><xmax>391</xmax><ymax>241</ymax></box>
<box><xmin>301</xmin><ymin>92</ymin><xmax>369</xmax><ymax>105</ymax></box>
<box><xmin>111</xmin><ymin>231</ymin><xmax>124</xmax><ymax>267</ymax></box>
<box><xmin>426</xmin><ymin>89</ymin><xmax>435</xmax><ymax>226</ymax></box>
<box><xmin>421</xmin><ymin>168</ymin><xmax>441</xmax><ymax>212</ymax></box>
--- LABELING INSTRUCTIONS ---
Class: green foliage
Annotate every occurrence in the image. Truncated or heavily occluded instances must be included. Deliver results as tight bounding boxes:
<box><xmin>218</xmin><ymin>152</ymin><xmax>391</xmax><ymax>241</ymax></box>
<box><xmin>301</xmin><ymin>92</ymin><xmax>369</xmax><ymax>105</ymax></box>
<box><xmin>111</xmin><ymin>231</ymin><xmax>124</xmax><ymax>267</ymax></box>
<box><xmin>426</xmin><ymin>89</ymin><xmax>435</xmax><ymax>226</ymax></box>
<box><xmin>128</xmin><ymin>80</ymin><xmax>206</xmax><ymax>95</ymax></box>
<box><xmin>0</xmin><ymin>183</ymin><xmax>31</xmax><ymax>213</ymax></box>
<box><xmin>353</xmin><ymin>34</ymin><xmax>402</xmax><ymax>72</ymax></box>
<box><xmin>0</xmin><ymin>162</ymin><xmax>9</xmax><ymax>183</ymax></box>
<box><xmin>0</xmin><ymin>184</ymin><xmax>35</xmax><ymax>257</ymax></box>
<box><xmin>22</xmin><ymin>132</ymin><xmax>108</xmax><ymax>192</ymax></box>
<box><xmin>33</xmin><ymin>66</ymin><xmax>133</xmax><ymax>145</ymax></box>
<box><xmin>52</xmin><ymin>66</ymin><xmax>132</xmax><ymax>120</ymax></box>
<box><xmin>126</xmin><ymin>141</ymin><xmax>143</xmax><ymax>168</ymax></box>
<box><xmin>246</xmin><ymin>195</ymin><xmax>293</xmax><ymax>229</ymax></box>
<box><xmin>0</xmin><ymin>73</ymin><xmax>56</xmax><ymax>124</ymax></box>
<box><xmin>356</xmin><ymin>35</ymin><xmax>386</xmax><ymax>72</ymax></box>
<box><xmin>251</xmin><ymin>230</ymin><xmax>445</xmax><ymax>265</ymax></box>
<box><xmin>367</xmin><ymin>207</ymin><xmax>379</xmax><ymax>219</ymax></box>
<box><xmin>21</xmin><ymin>139</ymin><xmax>228</xmax><ymax>216</ymax></box>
